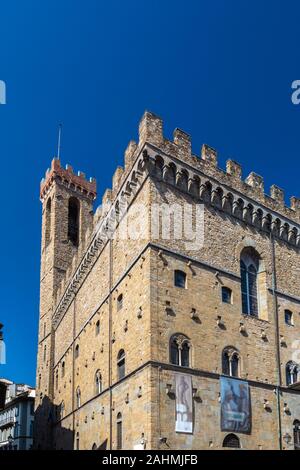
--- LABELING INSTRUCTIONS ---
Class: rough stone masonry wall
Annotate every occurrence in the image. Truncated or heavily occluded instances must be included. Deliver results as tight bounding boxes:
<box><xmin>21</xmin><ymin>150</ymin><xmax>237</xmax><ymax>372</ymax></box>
<box><xmin>149</xmin><ymin>367</ymin><xmax>279</xmax><ymax>450</ymax></box>
<box><xmin>37</xmin><ymin>111</ymin><xmax>300</xmax><ymax>450</ymax></box>
<box><xmin>146</xmin><ymin>175</ymin><xmax>300</xmax><ymax>449</ymax></box>
<box><xmin>51</xmin><ymin>179</ymin><xmax>153</xmax><ymax>449</ymax></box>
<box><xmin>53</xmin><ymin>366</ymin><xmax>153</xmax><ymax>450</ymax></box>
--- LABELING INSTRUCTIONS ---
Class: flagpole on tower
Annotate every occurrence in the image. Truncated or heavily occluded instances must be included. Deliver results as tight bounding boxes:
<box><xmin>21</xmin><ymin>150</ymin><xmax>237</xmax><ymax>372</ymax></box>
<box><xmin>57</xmin><ymin>123</ymin><xmax>62</xmax><ymax>159</ymax></box>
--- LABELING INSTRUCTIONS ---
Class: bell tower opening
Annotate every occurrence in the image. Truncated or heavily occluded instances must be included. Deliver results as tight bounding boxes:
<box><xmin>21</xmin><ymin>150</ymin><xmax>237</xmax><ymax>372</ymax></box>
<box><xmin>68</xmin><ymin>197</ymin><xmax>80</xmax><ymax>246</ymax></box>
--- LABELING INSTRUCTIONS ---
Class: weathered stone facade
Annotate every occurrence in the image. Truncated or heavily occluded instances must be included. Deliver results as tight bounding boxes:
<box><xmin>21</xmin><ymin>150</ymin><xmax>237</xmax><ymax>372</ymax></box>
<box><xmin>35</xmin><ymin>111</ymin><xmax>300</xmax><ymax>450</ymax></box>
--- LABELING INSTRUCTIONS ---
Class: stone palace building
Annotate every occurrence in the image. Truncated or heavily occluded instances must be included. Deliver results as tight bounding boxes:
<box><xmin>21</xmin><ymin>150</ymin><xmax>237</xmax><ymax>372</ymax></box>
<box><xmin>35</xmin><ymin>111</ymin><xmax>300</xmax><ymax>450</ymax></box>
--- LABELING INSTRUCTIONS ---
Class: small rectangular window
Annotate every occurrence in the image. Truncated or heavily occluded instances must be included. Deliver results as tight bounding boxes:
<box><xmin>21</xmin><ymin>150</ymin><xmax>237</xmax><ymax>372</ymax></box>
<box><xmin>222</xmin><ymin>287</ymin><xmax>232</xmax><ymax>304</ymax></box>
<box><xmin>117</xmin><ymin>294</ymin><xmax>123</xmax><ymax>311</ymax></box>
<box><xmin>285</xmin><ymin>310</ymin><xmax>293</xmax><ymax>326</ymax></box>
<box><xmin>117</xmin><ymin>421</ymin><xmax>122</xmax><ymax>450</ymax></box>
<box><xmin>174</xmin><ymin>270</ymin><xmax>186</xmax><ymax>289</ymax></box>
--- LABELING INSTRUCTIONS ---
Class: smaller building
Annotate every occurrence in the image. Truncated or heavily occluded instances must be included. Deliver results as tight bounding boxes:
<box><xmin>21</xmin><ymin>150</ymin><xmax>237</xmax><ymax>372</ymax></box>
<box><xmin>0</xmin><ymin>379</ymin><xmax>35</xmax><ymax>450</ymax></box>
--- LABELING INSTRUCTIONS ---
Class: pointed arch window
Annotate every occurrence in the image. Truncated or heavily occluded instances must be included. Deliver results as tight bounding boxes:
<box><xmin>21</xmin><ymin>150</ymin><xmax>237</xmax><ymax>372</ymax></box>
<box><xmin>222</xmin><ymin>347</ymin><xmax>240</xmax><ymax>377</ymax></box>
<box><xmin>155</xmin><ymin>156</ymin><xmax>164</xmax><ymax>178</ymax></box>
<box><xmin>95</xmin><ymin>370</ymin><xmax>102</xmax><ymax>395</ymax></box>
<box><xmin>117</xmin><ymin>350</ymin><xmax>125</xmax><ymax>380</ymax></box>
<box><xmin>68</xmin><ymin>197</ymin><xmax>80</xmax><ymax>246</ymax></box>
<box><xmin>286</xmin><ymin>361</ymin><xmax>299</xmax><ymax>386</ymax></box>
<box><xmin>170</xmin><ymin>334</ymin><xmax>191</xmax><ymax>367</ymax></box>
<box><xmin>240</xmin><ymin>248</ymin><xmax>259</xmax><ymax>316</ymax></box>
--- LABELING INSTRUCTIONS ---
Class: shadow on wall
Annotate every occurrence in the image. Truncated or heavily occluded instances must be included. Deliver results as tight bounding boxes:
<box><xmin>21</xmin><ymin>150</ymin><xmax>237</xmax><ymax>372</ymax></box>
<box><xmin>34</xmin><ymin>395</ymin><xmax>108</xmax><ymax>450</ymax></box>
<box><xmin>34</xmin><ymin>395</ymin><xmax>74</xmax><ymax>450</ymax></box>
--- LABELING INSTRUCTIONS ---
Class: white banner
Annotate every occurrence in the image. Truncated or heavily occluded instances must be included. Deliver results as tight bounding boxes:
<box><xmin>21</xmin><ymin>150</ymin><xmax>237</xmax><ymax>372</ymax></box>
<box><xmin>175</xmin><ymin>374</ymin><xmax>193</xmax><ymax>434</ymax></box>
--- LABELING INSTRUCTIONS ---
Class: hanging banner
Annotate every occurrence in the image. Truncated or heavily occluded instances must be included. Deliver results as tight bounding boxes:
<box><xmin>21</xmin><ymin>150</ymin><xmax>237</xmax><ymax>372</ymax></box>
<box><xmin>220</xmin><ymin>376</ymin><xmax>251</xmax><ymax>433</ymax></box>
<box><xmin>175</xmin><ymin>373</ymin><xmax>193</xmax><ymax>434</ymax></box>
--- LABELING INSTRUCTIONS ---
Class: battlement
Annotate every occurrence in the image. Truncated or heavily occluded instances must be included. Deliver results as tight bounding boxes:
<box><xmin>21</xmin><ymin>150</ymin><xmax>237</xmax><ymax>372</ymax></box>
<box><xmin>40</xmin><ymin>158</ymin><xmax>97</xmax><ymax>201</ymax></box>
<box><xmin>90</xmin><ymin>110</ymin><xmax>300</xmax><ymax>244</ymax></box>
<box><xmin>135</xmin><ymin>111</ymin><xmax>300</xmax><ymax>220</ymax></box>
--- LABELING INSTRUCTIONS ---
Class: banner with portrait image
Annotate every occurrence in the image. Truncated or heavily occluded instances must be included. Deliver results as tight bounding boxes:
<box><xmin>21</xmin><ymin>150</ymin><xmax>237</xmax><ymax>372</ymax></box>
<box><xmin>175</xmin><ymin>373</ymin><xmax>193</xmax><ymax>433</ymax></box>
<box><xmin>220</xmin><ymin>376</ymin><xmax>251</xmax><ymax>433</ymax></box>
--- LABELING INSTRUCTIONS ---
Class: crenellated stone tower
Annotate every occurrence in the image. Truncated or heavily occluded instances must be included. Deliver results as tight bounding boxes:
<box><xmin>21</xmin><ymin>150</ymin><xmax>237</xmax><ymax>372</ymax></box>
<box><xmin>35</xmin><ymin>159</ymin><xmax>96</xmax><ymax>449</ymax></box>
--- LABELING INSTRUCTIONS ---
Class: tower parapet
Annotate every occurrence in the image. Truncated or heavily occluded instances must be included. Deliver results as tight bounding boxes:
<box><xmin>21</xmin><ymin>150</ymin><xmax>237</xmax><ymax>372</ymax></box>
<box><xmin>40</xmin><ymin>158</ymin><xmax>97</xmax><ymax>202</ymax></box>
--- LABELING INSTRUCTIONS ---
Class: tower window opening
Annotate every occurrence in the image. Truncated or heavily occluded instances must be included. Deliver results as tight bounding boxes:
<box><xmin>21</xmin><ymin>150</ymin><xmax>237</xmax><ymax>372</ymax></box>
<box><xmin>68</xmin><ymin>197</ymin><xmax>80</xmax><ymax>246</ymax></box>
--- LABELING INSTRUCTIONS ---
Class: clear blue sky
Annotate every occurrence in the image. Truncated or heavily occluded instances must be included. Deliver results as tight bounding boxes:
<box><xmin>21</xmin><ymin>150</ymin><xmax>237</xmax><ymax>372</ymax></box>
<box><xmin>0</xmin><ymin>0</ymin><xmax>300</xmax><ymax>386</ymax></box>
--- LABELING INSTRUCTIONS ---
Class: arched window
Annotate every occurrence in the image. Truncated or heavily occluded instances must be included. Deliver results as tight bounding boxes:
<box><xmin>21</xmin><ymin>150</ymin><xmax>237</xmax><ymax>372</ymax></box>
<box><xmin>222</xmin><ymin>287</ymin><xmax>232</xmax><ymax>304</ymax></box>
<box><xmin>223</xmin><ymin>434</ymin><xmax>240</xmax><ymax>449</ymax></box>
<box><xmin>45</xmin><ymin>198</ymin><xmax>51</xmax><ymax>247</ymax></box>
<box><xmin>174</xmin><ymin>270</ymin><xmax>186</xmax><ymax>289</ymax></box>
<box><xmin>76</xmin><ymin>387</ymin><xmax>81</xmax><ymax>408</ymax></box>
<box><xmin>95</xmin><ymin>370</ymin><xmax>102</xmax><ymax>395</ymax></box>
<box><xmin>285</xmin><ymin>310</ymin><xmax>293</xmax><ymax>326</ymax></box>
<box><xmin>222</xmin><ymin>347</ymin><xmax>240</xmax><ymax>377</ymax></box>
<box><xmin>286</xmin><ymin>361</ymin><xmax>299</xmax><ymax>386</ymax></box>
<box><xmin>117</xmin><ymin>294</ymin><xmax>123</xmax><ymax>311</ymax></box>
<box><xmin>68</xmin><ymin>197</ymin><xmax>80</xmax><ymax>246</ymax></box>
<box><xmin>117</xmin><ymin>350</ymin><xmax>125</xmax><ymax>380</ymax></box>
<box><xmin>96</xmin><ymin>320</ymin><xmax>100</xmax><ymax>336</ymax></box>
<box><xmin>170</xmin><ymin>334</ymin><xmax>191</xmax><ymax>367</ymax></box>
<box><xmin>294</xmin><ymin>420</ymin><xmax>300</xmax><ymax>450</ymax></box>
<box><xmin>240</xmin><ymin>248</ymin><xmax>259</xmax><ymax>316</ymax></box>
<box><xmin>155</xmin><ymin>156</ymin><xmax>164</xmax><ymax>178</ymax></box>
<box><xmin>61</xmin><ymin>362</ymin><xmax>65</xmax><ymax>378</ymax></box>
<box><xmin>117</xmin><ymin>413</ymin><xmax>122</xmax><ymax>450</ymax></box>
<box><xmin>75</xmin><ymin>344</ymin><xmax>79</xmax><ymax>359</ymax></box>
